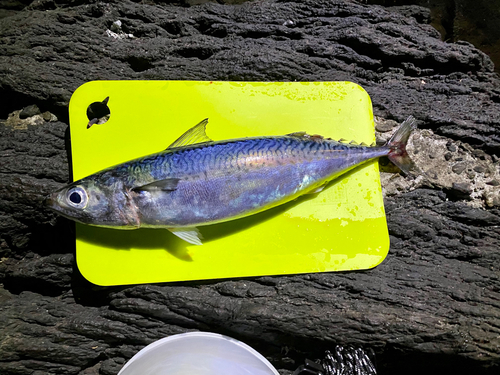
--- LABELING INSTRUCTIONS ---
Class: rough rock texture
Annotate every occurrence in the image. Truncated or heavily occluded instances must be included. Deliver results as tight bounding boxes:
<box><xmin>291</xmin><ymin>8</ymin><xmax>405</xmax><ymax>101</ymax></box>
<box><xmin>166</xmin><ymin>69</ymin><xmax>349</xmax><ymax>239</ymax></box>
<box><xmin>365</xmin><ymin>0</ymin><xmax>500</xmax><ymax>74</ymax></box>
<box><xmin>0</xmin><ymin>1</ymin><xmax>499</xmax><ymax>374</ymax></box>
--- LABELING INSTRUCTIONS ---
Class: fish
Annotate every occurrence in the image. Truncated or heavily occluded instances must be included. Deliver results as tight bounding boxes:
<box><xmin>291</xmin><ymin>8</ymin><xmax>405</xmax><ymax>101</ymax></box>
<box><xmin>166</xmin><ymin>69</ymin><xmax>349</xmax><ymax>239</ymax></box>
<box><xmin>46</xmin><ymin>116</ymin><xmax>416</xmax><ymax>245</ymax></box>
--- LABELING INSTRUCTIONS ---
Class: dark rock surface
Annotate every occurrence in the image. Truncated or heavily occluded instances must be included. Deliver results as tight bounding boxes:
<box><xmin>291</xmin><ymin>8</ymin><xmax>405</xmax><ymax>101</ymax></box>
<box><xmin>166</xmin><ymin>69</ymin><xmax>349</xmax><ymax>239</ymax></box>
<box><xmin>366</xmin><ymin>0</ymin><xmax>500</xmax><ymax>74</ymax></box>
<box><xmin>0</xmin><ymin>1</ymin><xmax>499</xmax><ymax>374</ymax></box>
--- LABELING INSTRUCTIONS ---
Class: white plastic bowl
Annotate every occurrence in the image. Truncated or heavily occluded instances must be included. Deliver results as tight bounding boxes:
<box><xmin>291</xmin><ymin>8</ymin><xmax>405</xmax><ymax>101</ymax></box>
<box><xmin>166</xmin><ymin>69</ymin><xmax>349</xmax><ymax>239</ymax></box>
<box><xmin>118</xmin><ymin>332</ymin><xmax>280</xmax><ymax>375</ymax></box>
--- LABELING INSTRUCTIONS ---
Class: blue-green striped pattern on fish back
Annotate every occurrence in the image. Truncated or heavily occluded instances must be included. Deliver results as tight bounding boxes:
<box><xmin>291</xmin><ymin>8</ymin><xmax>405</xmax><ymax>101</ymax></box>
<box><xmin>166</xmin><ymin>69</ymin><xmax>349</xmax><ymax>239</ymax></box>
<box><xmin>118</xmin><ymin>135</ymin><xmax>388</xmax><ymax>228</ymax></box>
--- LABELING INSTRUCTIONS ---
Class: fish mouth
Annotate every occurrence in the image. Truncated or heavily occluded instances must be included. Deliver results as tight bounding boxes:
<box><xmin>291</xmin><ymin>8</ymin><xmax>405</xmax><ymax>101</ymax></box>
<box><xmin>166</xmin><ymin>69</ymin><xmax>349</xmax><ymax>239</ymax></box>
<box><xmin>44</xmin><ymin>191</ymin><xmax>68</xmax><ymax>216</ymax></box>
<box><xmin>44</xmin><ymin>192</ymin><xmax>77</xmax><ymax>223</ymax></box>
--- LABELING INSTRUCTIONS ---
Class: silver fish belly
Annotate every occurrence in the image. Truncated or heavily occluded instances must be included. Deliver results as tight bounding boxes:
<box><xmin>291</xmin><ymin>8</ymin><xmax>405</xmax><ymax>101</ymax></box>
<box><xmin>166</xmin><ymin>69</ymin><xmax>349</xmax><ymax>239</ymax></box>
<box><xmin>47</xmin><ymin>117</ymin><xmax>416</xmax><ymax>245</ymax></box>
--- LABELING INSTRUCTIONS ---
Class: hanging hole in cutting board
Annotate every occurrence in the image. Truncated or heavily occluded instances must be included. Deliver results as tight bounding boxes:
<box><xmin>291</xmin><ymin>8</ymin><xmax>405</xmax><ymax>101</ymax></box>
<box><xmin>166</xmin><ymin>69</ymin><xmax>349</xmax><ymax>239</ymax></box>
<box><xmin>87</xmin><ymin>96</ymin><xmax>110</xmax><ymax>129</ymax></box>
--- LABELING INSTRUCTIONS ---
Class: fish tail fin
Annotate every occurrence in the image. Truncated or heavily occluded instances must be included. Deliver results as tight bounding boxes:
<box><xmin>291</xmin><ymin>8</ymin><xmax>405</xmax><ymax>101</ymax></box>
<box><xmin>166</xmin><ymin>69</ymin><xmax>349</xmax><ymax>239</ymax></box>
<box><xmin>385</xmin><ymin>116</ymin><xmax>417</xmax><ymax>176</ymax></box>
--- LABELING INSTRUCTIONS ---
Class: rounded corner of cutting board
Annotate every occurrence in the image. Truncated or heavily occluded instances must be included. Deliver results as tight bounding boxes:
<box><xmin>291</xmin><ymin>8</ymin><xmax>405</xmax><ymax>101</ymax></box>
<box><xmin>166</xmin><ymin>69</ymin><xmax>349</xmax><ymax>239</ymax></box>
<box><xmin>75</xmin><ymin>254</ymin><xmax>109</xmax><ymax>287</ymax></box>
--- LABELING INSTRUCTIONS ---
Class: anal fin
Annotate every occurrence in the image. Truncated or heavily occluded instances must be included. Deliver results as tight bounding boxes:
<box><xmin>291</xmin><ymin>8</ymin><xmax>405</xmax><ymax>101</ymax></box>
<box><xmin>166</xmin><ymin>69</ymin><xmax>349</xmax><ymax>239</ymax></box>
<box><xmin>168</xmin><ymin>227</ymin><xmax>203</xmax><ymax>245</ymax></box>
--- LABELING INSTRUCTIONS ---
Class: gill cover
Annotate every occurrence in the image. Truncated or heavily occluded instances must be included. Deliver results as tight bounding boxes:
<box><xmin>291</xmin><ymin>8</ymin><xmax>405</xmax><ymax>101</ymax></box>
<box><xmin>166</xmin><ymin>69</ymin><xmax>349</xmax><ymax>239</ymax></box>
<box><xmin>47</xmin><ymin>180</ymin><xmax>140</xmax><ymax>228</ymax></box>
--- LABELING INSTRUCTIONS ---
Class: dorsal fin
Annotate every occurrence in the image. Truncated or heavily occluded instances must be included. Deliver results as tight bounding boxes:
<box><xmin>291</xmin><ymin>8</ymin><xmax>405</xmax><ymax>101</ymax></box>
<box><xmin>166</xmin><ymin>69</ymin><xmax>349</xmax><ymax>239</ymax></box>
<box><xmin>310</xmin><ymin>134</ymin><xmax>324</xmax><ymax>140</ymax></box>
<box><xmin>167</xmin><ymin>118</ymin><xmax>212</xmax><ymax>149</ymax></box>
<box><xmin>287</xmin><ymin>131</ymin><xmax>307</xmax><ymax>137</ymax></box>
<box><xmin>287</xmin><ymin>132</ymin><xmax>325</xmax><ymax>141</ymax></box>
<box><xmin>349</xmin><ymin>140</ymin><xmax>358</xmax><ymax>145</ymax></box>
<box><xmin>360</xmin><ymin>142</ymin><xmax>368</xmax><ymax>146</ymax></box>
<box><xmin>338</xmin><ymin>138</ymin><xmax>348</xmax><ymax>143</ymax></box>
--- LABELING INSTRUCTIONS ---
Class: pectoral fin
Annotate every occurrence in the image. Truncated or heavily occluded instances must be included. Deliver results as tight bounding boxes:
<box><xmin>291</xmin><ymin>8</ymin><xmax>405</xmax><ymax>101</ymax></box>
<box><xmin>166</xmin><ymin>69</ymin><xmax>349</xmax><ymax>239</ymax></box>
<box><xmin>167</xmin><ymin>118</ymin><xmax>212</xmax><ymax>149</ymax></box>
<box><xmin>168</xmin><ymin>227</ymin><xmax>203</xmax><ymax>245</ymax></box>
<box><xmin>132</xmin><ymin>178</ymin><xmax>180</xmax><ymax>192</ymax></box>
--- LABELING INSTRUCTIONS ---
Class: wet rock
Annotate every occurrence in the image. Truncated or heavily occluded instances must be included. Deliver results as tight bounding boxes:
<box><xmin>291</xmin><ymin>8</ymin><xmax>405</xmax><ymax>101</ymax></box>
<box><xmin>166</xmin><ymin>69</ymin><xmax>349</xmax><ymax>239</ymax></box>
<box><xmin>388</xmin><ymin>5</ymin><xmax>432</xmax><ymax>24</ymax></box>
<box><xmin>472</xmin><ymin>149</ymin><xmax>491</xmax><ymax>161</ymax></box>
<box><xmin>0</xmin><ymin>119</ymin><xmax>70</xmax><ymax>259</ymax></box>
<box><xmin>446</xmin><ymin>182</ymin><xmax>472</xmax><ymax>200</ymax></box>
<box><xmin>375</xmin><ymin>118</ymin><xmax>398</xmax><ymax>133</ymax></box>
<box><xmin>3</xmin><ymin>253</ymin><xmax>74</xmax><ymax>296</ymax></box>
<box><xmin>486</xmin><ymin>179</ymin><xmax>500</xmax><ymax>186</ymax></box>
<box><xmin>473</xmin><ymin>165</ymin><xmax>486</xmax><ymax>173</ymax></box>
<box><xmin>446</xmin><ymin>142</ymin><xmax>457</xmax><ymax>152</ymax></box>
<box><xmin>452</xmin><ymin>162</ymin><xmax>467</xmax><ymax>175</ymax></box>
<box><xmin>41</xmin><ymin>111</ymin><xmax>58</xmax><ymax>122</ymax></box>
<box><xmin>484</xmin><ymin>190</ymin><xmax>500</xmax><ymax>208</ymax></box>
<box><xmin>19</xmin><ymin>104</ymin><xmax>41</xmax><ymax>119</ymax></box>
<box><xmin>5</xmin><ymin>110</ymin><xmax>45</xmax><ymax>130</ymax></box>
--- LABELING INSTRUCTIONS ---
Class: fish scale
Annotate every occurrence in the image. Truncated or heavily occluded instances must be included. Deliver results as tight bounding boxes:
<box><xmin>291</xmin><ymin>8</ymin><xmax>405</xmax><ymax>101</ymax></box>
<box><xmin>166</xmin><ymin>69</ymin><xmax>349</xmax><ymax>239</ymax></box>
<box><xmin>128</xmin><ymin>136</ymin><xmax>386</xmax><ymax>228</ymax></box>
<box><xmin>131</xmin><ymin>137</ymin><xmax>358</xmax><ymax>179</ymax></box>
<box><xmin>47</xmin><ymin>117</ymin><xmax>416</xmax><ymax>245</ymax></box>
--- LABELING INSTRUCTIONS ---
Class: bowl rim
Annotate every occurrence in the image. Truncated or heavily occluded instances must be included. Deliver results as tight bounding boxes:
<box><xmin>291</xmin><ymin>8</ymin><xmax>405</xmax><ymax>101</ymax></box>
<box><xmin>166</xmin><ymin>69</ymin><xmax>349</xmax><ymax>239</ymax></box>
<box><xmin>118</xmin><ymin>331</ymin><xmax>279</xmax><ymax>375</ymax></box>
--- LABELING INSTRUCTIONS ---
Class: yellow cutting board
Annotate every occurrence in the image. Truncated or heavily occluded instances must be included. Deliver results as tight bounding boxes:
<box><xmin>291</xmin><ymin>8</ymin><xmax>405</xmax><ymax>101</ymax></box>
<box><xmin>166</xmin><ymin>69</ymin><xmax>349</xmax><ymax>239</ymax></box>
<box><xmin>68</xmin><ymin>81</ymin><xmax>389</xmax><ymax>286</ymax></box>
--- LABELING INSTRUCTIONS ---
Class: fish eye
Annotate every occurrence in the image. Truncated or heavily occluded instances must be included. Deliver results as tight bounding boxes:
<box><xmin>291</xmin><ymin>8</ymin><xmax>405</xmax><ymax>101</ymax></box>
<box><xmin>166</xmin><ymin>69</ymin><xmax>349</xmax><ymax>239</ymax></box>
<box><xmin>66</xmin><ymin>187</ymin><xmax>88</xmax><ymax>209</ymax></box>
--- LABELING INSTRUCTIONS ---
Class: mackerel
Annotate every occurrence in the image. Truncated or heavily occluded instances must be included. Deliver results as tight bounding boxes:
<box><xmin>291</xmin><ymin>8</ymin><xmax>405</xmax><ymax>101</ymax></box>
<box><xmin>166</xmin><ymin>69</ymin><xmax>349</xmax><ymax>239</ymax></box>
<box><xmin>46</xmin><ymin>117</ymin><xmax>416</xmax><ymax>245</ymax></box>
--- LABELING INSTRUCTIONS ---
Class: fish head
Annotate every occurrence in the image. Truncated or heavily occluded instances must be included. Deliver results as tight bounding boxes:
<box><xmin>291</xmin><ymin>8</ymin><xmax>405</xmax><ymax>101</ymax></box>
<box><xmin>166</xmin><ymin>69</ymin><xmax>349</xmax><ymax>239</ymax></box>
<box><xmin>46</xmin><ymin>178</ymin><xmax>137</xmax><ymax>227</ymax></box>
